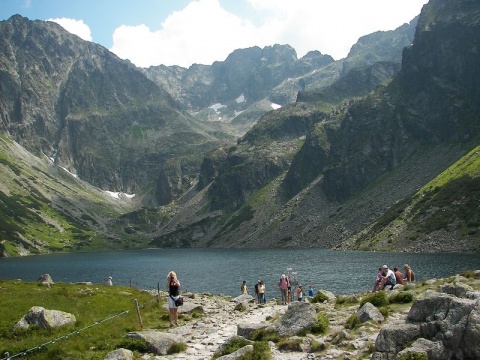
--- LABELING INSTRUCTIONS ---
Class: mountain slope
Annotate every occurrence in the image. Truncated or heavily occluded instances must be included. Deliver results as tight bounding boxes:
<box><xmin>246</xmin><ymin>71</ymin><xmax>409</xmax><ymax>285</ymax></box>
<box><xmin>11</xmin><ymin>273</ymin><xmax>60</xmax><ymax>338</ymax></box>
<box><xmin>143</xmin><ymin>18</ymin><xmax>418</xmax><ymax>133</ymax></box>
<box><xmin>0</xmin><ymin>134</ymin><xmax>139</xmax><ymax>256</ymax></box>
<box><xmin>0</xmin><ymin>15</ymin><xmax>231</xmax><ymax>205</ymax></box>
<box><xmin>337</xmin><ymin>145</ymin><xmax>480</xmax><ymax>252</ymax></box>
<box><xmin>150</xmin><ymin>0</ymin><xmax>480</xmax><ymax>252</ymax></box>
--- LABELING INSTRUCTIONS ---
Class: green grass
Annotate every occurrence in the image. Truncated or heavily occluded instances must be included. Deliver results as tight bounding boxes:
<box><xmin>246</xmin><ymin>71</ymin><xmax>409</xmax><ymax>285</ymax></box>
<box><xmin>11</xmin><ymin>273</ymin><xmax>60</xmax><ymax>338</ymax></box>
<box><xmin>213</xmin><ymin>337</ymin><xmax>251</xmax><ymax>359</ymax></box>
<box><xmin>310</xmin><ymin>314</ymin><xmax>330</xmax><ymax>335</ymax></box>
<box><xmin>345</xmin><ymin>313</ymin><xmax>361</xmax><ymax>330</ymax></box>
<box><xmin>311</xmin><ymin>291</ymin><xmax>329</xmax><ymax>303</ymax></box>
<box><xmin>0</xmin><ymin>280</ymin><xmax>172</xmax><ymax>359</ymax></box>
<box><xmin>360</xmin><ymin>291</ymin><xmax>388</xmax><ymax>307</ymax></box>
<box><xmin>388</xmin><ymin>292</ymin><xmax>414</xmax><ymax>304</ymax></box>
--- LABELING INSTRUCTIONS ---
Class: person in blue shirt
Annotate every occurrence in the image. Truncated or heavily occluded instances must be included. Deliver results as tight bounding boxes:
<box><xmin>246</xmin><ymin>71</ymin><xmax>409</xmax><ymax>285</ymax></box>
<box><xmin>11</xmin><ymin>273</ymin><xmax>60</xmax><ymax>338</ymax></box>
<box><xmin>308</xmin><ymin>285</ymin><xmax>314</xmax><ymax>297</ymax></box>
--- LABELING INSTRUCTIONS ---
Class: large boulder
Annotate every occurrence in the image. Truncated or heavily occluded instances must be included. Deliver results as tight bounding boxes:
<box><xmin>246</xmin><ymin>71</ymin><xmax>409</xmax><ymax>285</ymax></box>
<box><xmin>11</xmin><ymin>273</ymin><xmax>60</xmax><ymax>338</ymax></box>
<box><xmin>237</xmin><ymin>322</ymin><xmax>267</xmax><ymax>338</ymax></box>
<box><xmin>440</xmin><ymin>281</ymin><xmax>473</xmax><ymax>298</ymax></box>
<box><xmin>104</xmin><ymin>348</ymin><xmax>133</xmax><ymax>360</ymax></box>
<box><xmin>396</xmin><ymin>338</ymin><xmax>447</xmax><ymax>360</ymax></box>
<box><xmin>231</xmin><ymin>294</ymin><xmax>254</xmax><ymax>303</ymax></box>
<box><xmin>273</xmin><ymin>302</ymin><xmax>318</xmax><ymax>337</ymax></box>
<box><xmin>162</xmin><ymin>301</ymin><xmax>203</xmax><ymax>314</ymax></box>
<box><xmin>463</xmin><ymin>301</ymin><xmax>480</xmax><ymax>359</ymax></box>
<box><xmin>375</xmin><ymin>323</ymin><xmax>421</xmax><ymax>353</ymax></box>
<box><xmin>357</xmin><ymin>302</ymin><xmax>384</xmax><ymax>323</ymax></box>
<box><xmin>217</xmin><ymin>344</ymin><xmax>253</xmax><ymax>360</ymax></box>
<box><xmin>14</xmin><ymin>306</ymin><xmax>76</xmax><ymax>330</ymax></box>
<box><xmin>37</xmin><ymin>274</ymin><xmax>54</xmax><ymax>287</ymax></box>
<box><xmin>374</xmin><ymin>291</ymin><xmax>480</xmax><ymax>359</ymax></box>
<box><xmin>125</xmin><ymin>330</ymin><xmax>183</xmax><ymax>356</ymax></box>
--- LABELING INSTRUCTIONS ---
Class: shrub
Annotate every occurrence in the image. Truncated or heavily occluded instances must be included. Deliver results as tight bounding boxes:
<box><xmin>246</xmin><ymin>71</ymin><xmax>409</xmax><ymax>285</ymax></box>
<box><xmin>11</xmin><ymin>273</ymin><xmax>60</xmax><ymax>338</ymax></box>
<box><xmin>277</xmin><ymin>337</ymin><xmax>303</xmax><ymax>351</ymax></box>
<box><xmin>310</xmin><ymin>339</ymin><xmax>326</xmax><ymax>352</ymax></box>
<box><xmin>397</xmin><ymin>353</ymin><xmax>428</xmax><ymax>360</ymax></box>
<box><xmin>360</xmin><ymin>291</ymin><xmax>388</xmax><ymax>307</ymax></box>
<box><xmin>345</xmin><ymin>313</ymin><xmax>361</xmax><ymax>330</ymax></box>
<box><xmin>213</xmin><ymin>337</ymin><xmax>251</xmax><ymax>358</ymax></box>
<box><xmin>250</xmin><ymin>328</ymin><xmax>279</xmax><ymax>342</ymax></box>
<box><xmin>238</xmin><ymin>341</ymin><xmax>271</xmax><ymax>360</ymax></box>
<box><xmin>389</xmin><ymin>292</ymin><xmax>414</xmax><ymax>304</ymax></box>
<box><xmin>311</xmin><ymin>291</ymin><xmax>329</xmax><ymax>303</ymax></box>
<box><xmin>311</xmin><ymin>314</ymin><xmax>329</xmax><ymax>335</ymax></box>
<box><xmin>234</xmin><ymin>302</ymin><xmax>247</xmax><ymax>311</ymax></box>
<box><xmin>335</xmin><ymin>295</ymin><xmax>359</xmax><ymax>307</ymax></box>
<box><xmin>167</xmin><ymin>342</ymin><xmax>187</xmax><ymax>354</ymax></box>
<box><xmin>116</xmin><ymin>338</ymin><xmax>149</xmax><ymax>353</ymax></box>
<box><xmin>460</xmin><ymin>270</ymin><xmax>475</xmax><ymax>278</ymax></box>
<box><xmin>378</xmin><ymin>306</ymin><xmax>390</xmax><ymax>318</ymax></box>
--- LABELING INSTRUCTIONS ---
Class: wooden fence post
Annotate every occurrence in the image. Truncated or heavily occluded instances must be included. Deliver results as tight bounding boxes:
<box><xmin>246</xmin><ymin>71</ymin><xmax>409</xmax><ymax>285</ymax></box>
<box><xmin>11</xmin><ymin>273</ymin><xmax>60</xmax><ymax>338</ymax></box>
<box><xmin>134</xmin><ymin>299</ymin><xmax>143</xmax><ymax>328</ymax></box>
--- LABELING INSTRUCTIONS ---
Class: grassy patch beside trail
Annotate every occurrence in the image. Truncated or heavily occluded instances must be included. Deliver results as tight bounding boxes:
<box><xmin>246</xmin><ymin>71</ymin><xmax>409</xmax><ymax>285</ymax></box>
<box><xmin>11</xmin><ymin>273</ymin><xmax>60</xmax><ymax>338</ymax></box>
<box><xmin>0</xmin><ymin>280</ymin><xmax>168</xmax><ymax>359</ymax></box>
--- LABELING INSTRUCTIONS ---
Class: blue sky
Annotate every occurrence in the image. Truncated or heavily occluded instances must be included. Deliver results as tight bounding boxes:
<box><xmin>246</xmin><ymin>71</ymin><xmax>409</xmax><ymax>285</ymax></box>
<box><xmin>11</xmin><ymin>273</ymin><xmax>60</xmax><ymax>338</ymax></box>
<box><xmin>0</xmin><ymin>0</ymin><xmax>428</xmax><ymax>68</ymax></box>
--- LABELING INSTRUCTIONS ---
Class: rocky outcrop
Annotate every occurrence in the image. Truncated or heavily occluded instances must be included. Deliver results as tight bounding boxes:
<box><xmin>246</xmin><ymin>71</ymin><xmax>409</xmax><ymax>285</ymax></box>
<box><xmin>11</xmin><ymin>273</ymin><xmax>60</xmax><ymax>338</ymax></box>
<box><xmin>0</xmin><ymin>15</ymin><xmax>225</xmax><ymax>200</ymax></box>
<box><xmin>133</xmin><ymin>271</ymin><xmax>479</xmax><ymax>359</ymax></box>
<box><xmin>104</xmin><ymin>348</ymin><xmax>133</xmax><ymax>360</ymax></box>
<box><xmin>272</xmin><ymin>301</ymin><xmax>318</xmax><ymax>337</ymax></box>
<box><xmin>373</xmin><ymin>286</ymin><xmax>480</xmax><ymax>359</ymax></box>
<box><xmin>125</xmin><ymin>330</ymin><xmax>183</xmax><ymax>356</ymax></box>
<box><xmin>357</xmin><ymin>302</ymin><xmax>385</xmax><ymax>323</ymax></box>
<box><xmin>37</xmin><ymin>274</ymin><xmax>54</xmax><ymax>287</ymax></box>
<box><xmin>14</xmin><ymin>306</ymin><xmax>76</xmax><ymax>330</ymax></box>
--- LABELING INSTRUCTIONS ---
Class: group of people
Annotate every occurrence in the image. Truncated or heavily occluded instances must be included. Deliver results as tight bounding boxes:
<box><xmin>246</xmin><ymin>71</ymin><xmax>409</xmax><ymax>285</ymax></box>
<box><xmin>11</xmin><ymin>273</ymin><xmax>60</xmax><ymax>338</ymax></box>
<box><xmin>373</xmin><ymin>264</ymin><xmax>415</xmax><ymax>292</ymax></box>
<box><xmin>240</xmin><ymin>275</ymin><xmax>315</xmax><ymax>305</ymax></box>
<box><xmin>163</xmin><ymin>264</ymin><xmax>415</xmax><ymax>329</ymax></box>
<box><xmin>278</xmin><ymin>274</ymin><xmax>314</xmax><ymax>304</ymax></box>
<box><xmin>241</xmin><ymin>280</ymin><xmax>267</xmax><ymax>303</ymax></box>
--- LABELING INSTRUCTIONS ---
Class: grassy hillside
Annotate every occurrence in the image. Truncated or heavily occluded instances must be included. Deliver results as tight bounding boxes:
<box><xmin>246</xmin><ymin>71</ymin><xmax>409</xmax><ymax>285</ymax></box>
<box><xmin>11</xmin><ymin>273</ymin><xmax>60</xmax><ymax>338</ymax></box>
<box><xmin>349</xmin><ymin>145</ymin><xmax>480</xmax><ymax>251</ymax></box>
<box><xmin>0</xmin><ymin>280</ymin><xmax>172</xmax><ymax>359</ymax></box>
<box><xmin>0</xmin><ymin>135</ymin><xmax>142</xmax><ymax>257</ymax></box>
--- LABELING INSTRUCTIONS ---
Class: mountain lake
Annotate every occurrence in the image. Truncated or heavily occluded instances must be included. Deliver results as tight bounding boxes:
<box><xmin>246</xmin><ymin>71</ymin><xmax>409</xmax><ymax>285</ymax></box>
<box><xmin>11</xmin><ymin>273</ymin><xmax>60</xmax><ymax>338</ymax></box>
<box><xmin>1</xmin><ymin>248</ymin><xmax>479</xmax><ymax>297</ymax></box>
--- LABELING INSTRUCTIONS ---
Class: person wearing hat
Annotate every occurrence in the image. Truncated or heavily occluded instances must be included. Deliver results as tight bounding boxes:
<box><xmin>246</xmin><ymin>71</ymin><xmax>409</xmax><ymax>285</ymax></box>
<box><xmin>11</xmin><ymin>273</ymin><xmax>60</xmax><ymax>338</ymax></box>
<box><xmin>278</xmin><ymin>274</ymin><xmax>289</xmax><ymax>305</ymax></box>
<box><xmin>379</xmin><ymin>265</ymin><xmax>396</xmax><ymax>290</ymax></box>
<box><xmin>296</xmin><ymin>285</ymin><xmax>303</xmax><ymax>301</ymax></box>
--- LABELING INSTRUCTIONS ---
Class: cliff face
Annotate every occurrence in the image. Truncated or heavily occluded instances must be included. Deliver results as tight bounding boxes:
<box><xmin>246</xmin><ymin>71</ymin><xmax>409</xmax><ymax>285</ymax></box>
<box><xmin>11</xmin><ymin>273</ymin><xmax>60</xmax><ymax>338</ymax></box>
<box><xmin>1</xmin><ymin>0</ymin><xmax>479</xmax><ymax>255</ymax></box>
<box><xmin>0</xmin><ymin>15</ymin><xmax>227</xmax><ymax>202</ymax></box>
<box><xmin>143</xmin><ymin>19</ymin><xmax>417</xmax><ymax>131</ymax></box>
<box><xmin>319</xmin><ymin>0</ymin><xmax>480</xmax><ymax>201</ymax></box>
<box><xmin>164</xmin><ymin>0</ymin><xmax>480</xmax><ymax>251</ymax></box>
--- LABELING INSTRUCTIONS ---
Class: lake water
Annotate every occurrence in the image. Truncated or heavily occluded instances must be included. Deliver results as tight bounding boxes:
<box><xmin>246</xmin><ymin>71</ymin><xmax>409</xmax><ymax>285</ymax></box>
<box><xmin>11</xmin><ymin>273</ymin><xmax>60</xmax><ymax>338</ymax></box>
<box><xmin>1</xmin><ymin>248</ymin><xmax>479</xmax><ymax>297</ymax></box>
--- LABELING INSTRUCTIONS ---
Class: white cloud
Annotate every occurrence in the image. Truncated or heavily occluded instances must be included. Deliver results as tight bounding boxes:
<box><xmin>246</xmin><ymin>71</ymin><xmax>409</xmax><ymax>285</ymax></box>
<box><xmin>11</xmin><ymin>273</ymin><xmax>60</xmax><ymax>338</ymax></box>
<box><xmin>110</xmin><ymin>0</ymin><xmax>259</xmax><ymax>68</ymax></box>
<box><xmin>109</xmin><ymin>0</ymin><xmax>427</xmax><ymax>68</ymax></box>
<box><xmin>47</xmin><ymin>17</ymin><xmax>92</xmax><ymax>42</ymax></box>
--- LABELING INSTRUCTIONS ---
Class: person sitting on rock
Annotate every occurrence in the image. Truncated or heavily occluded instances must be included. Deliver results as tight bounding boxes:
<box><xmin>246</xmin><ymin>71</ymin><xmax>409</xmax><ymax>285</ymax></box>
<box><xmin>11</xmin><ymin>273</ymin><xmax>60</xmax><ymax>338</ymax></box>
<box><xmin>379</xmin><ymin>265</ymin><xmax>396</xmax><ymax>290</ymax></box>
<box><xmin>404</xmin><ymin>264</ymin><xmax>415</xmax><ymax>283</ymax></box>
<box><xmin>393</xmin><ymin>267</ymin><xmax>404</xmax><ymax>285</ymax></box>
<box><xmin>373</xmin><ymin>267</ymin><xmax>383</xmax><ymax>292</ymax></box>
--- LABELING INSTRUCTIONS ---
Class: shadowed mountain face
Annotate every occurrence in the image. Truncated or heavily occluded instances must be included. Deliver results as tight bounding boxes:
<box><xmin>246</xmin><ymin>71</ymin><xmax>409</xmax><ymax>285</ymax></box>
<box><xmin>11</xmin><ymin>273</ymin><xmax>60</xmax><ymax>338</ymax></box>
<box><xmin>153</xmin><ymin>0</ymin><xmax>479</xmax><ymax>251</ymax></box>
<box><xmin>0</xmin><ymin>15</ymin><xmax>230</xmax><ymax>203</ymax></box>
<box><xmin>1</xmin><ymin>0</ymin><xmax>479</xmax><ymax>256</ymax></box>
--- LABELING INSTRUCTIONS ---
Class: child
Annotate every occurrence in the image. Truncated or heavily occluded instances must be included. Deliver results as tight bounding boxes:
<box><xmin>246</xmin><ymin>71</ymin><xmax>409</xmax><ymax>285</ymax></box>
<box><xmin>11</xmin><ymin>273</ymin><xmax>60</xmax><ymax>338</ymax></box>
<box><xmin>296</xmin><ymin>285</ymin><xmax>303</xmax><ymax>301</ymax></box>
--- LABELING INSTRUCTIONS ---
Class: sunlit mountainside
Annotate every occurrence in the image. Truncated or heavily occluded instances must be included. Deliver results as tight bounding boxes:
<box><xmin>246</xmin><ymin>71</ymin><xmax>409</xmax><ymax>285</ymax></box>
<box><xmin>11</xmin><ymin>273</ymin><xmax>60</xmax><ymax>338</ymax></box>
<box><xmin>1</xmin><ymin>0</ymin><xmax>479</xmax><ymax>256</ymax></box>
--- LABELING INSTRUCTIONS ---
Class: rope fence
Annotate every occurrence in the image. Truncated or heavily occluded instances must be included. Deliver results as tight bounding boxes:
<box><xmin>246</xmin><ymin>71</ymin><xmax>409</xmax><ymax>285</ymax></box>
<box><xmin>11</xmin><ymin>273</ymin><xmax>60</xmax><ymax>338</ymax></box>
<box><xmin>3</xmin><ymin>281</ymin><xmax>166</xmax><ymax>360</ymax></box>
<box><xmin>4</xmin><ymin>310</ymin><xmax>130</xmax><ymax>360</ymax></box>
